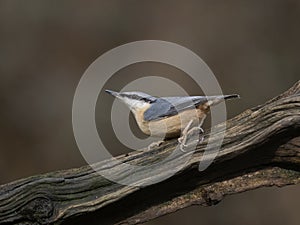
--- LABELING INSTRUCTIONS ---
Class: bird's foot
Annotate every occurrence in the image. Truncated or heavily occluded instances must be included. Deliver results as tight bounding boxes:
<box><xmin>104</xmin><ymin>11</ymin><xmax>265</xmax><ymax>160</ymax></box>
<box><xmin>178</xmin><ymin>122</ymin><xmax>204</xmax><ymax>152</ymax></box>
<box><xmin>147</xmin><ymin>140</ymin><xmax>164</xmax><ymax>150</ymax></box>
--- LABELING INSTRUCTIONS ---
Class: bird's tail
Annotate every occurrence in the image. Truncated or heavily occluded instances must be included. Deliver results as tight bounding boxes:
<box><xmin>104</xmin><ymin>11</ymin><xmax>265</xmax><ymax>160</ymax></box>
<box><xmin>223</xmin><ymin>94</ymin><xmax>240</xmax><ymax>100</ymax></box>
<box><xmin>207</xmin><ymin>94</ymin><xmax>240</xmax><ymax>106</ymax></box>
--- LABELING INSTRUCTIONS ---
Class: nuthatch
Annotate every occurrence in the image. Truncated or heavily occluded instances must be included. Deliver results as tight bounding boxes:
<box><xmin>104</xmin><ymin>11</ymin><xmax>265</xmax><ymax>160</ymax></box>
<box><xmin>106</xmin><ymin>90</ymin><xmax>239</xmax><ymax>151</ymax></box>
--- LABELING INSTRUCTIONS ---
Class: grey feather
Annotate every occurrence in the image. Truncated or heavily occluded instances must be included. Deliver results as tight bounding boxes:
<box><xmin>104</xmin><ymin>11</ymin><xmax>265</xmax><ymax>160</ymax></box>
<box><xmin>143</xmin><ymin>94</ymin><xmax>239</xmax><ymax>121</ymax></box>
<box><xmin>144</xmin><ymin>96</ymin><xmax>209</xmax><ymax>121</ymax></box>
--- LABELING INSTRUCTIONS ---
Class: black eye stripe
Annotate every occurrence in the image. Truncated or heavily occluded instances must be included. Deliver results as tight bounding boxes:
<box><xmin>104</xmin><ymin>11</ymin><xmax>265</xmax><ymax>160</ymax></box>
<box><xmin>120</xmin><ymin>94</ymin><xmax>155</xmax><ymax>103</ymax></box>
<box><xmin>120</xmin><ymin>94</ymin><xmax>139</xmax><ymax>99</ymax></box>
<box><xmin>141</xmin><ymin>97</ymin><xmax>154</xmax><ymax>103</ymax></box>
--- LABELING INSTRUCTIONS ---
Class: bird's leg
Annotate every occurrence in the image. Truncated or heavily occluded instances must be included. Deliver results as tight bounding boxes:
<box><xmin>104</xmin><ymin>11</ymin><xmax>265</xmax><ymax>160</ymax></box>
<box><xmin>178</xmin><ymin>120</ymin><xmax>194</xmax><ymax>152</ymax></box>
<box><xmin>147</xmin><ymin>140</ymin><xmax>164</xmax><ymax>150</ymax></box>
<box><xmin>178</xmin><ymin>120</ymin><xmax>204</xmax><ymax>152</ymax></box>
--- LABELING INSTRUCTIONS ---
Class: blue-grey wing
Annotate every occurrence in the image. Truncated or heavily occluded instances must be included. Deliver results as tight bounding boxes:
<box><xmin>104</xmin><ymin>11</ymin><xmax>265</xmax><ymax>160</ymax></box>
<box><xmin>144</xmin><ymin>96</ymin><xmax>208</xmax><ymax>121</ymax></box>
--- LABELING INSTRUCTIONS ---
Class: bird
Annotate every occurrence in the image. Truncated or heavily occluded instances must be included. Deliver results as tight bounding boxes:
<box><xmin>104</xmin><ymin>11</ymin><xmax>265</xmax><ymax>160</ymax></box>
<box><xmin>105</xmin><ymin>90</ymin><xmax>239</xmax><ymax>151</ymax></box>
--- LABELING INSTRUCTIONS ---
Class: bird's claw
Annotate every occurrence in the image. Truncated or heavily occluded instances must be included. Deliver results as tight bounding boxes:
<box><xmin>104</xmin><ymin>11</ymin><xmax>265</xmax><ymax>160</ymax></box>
<box><xmin>178</xmin><ymin>124</ymin><xmax>205</xmax><ymax>153</ymax></box>
<box><xmin>147</xmin><ymin>140</ymin><xmax>164</xmax><ymax>150</ymax></box>
<box><xmin>179</xmin><ymin>142</ymin><xmax>188</xmax><ymax>152</ymax></box>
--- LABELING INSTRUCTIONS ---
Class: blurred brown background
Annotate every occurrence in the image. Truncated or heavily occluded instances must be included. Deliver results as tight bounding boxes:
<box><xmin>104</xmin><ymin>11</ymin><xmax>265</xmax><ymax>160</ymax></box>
<box><xmin>0</xmin><ymin>1</ymin><xmax>299</xmax><ymax>225</ymax></box>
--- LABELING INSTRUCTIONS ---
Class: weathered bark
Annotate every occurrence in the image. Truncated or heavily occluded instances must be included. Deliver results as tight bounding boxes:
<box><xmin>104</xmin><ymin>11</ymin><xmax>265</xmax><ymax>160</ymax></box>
<box><xmin>0</xmin><ymin>81</ymin><xmax>299</xmax><ymax>225</ymax></box>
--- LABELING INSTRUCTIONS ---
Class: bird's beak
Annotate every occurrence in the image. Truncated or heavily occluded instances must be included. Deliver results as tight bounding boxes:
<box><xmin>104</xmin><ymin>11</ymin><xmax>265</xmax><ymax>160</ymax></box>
<box><xmin>105</xmin><ymin>89</ymin><xmax>120</xmax><ymax>98</ymax></box>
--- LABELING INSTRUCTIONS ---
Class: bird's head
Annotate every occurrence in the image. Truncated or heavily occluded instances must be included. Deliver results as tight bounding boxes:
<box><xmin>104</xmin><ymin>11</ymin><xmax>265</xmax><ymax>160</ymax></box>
<box><xmin>105</xmin><ymin>90</ymin><xmax>156</xmax><ymax>112</ymax></box>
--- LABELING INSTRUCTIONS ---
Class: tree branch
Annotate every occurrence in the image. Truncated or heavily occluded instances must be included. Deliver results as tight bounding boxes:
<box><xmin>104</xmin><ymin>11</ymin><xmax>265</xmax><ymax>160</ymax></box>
<box><xmin>0</xmin><ymin>81</ymin><xmax>299</xmax><ymax>225</ymax></box>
